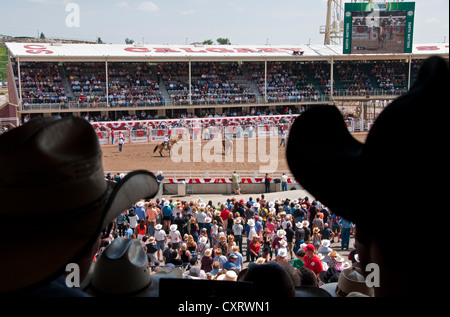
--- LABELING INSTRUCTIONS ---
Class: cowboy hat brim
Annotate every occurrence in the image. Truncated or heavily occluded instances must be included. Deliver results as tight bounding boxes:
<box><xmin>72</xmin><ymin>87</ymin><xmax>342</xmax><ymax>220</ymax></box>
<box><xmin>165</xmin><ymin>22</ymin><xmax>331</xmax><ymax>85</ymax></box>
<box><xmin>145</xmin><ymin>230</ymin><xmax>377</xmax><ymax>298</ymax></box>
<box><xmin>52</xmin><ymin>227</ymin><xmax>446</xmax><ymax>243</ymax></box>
<box><xmin>0</xmin><ymin>117</ymin><xmax>159</xmax><ymax>293</ymax></box>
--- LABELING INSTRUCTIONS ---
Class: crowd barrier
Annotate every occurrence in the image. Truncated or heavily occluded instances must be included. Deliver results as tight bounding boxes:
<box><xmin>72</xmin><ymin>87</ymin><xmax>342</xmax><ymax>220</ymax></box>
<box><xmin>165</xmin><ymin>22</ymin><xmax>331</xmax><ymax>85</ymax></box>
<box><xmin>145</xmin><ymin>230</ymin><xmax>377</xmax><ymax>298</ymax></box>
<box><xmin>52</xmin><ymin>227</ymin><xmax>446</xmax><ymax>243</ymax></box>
<box><xmin>93</xmin><ymin>115</ymin><xmax>296</xmax><ymax>145</ymax></box>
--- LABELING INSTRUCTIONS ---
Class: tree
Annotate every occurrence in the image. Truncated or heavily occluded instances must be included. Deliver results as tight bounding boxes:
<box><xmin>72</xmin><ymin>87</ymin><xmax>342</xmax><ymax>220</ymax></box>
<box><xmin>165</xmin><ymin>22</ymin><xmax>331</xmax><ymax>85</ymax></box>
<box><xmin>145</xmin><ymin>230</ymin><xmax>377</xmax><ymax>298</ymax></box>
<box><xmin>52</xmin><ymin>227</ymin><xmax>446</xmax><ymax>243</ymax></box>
<box><xmin>202</xmin><ymin>39</ymin><xmax>213</xmax><ymax>45</ymax></box>
<box><xmin>216</xmin><ymin>38</ymin><xmax>230</xmax><ymax>45</ymax></box>
<box><xmin>40</xmin><ymin>32</ymin><xmax>46</xmax><ymax>39</ymax></box>
<box><xmin>125</xmin><ymin>38</ymin><xmax>135</xmax><ymax>44</ymax></box>
<box><xmin>97</xmin><ymin>37</ymin><xmax>104</xmax><ymax>44</ymax></box>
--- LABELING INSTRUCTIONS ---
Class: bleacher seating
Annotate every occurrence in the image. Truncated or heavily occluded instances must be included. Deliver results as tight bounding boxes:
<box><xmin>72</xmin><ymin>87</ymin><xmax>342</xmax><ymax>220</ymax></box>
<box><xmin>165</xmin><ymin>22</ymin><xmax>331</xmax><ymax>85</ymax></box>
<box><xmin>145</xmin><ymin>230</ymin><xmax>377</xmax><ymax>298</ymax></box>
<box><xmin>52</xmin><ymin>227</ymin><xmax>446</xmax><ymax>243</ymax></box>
<box><xmin>13</xmin><ymin>59</ymin><xmax>420</xmax><ymax>110</ymax></box>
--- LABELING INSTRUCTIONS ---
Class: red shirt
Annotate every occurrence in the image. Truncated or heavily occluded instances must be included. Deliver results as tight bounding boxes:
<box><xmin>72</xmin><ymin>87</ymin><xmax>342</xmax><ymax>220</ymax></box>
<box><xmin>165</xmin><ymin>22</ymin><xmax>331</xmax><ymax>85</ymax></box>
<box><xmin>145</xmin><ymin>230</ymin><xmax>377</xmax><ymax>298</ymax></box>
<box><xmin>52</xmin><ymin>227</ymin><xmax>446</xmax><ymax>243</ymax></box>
<box><xmin>249</xmin><ymin>241</ymin><xmax>260</xmax><ymax>255</ymax></box>
<box><xmin>220</xmin><ymin>209</ymin><xmax>230</xmax><ymax>222</ymax></box>
<box><xmin>304</xmin><ymin>254</ymin><xmax>323</xmax><ymax>275</ymax></box>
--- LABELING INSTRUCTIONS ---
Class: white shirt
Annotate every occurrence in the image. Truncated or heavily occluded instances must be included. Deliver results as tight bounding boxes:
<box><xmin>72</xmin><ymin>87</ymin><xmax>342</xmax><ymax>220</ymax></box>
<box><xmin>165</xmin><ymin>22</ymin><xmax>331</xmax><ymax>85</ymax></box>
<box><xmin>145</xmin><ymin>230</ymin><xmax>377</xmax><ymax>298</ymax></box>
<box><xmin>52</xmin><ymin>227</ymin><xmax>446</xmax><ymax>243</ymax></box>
<box><xmin>154</xmin><ymin>230</ymin><xmax>166</xmax><ymax>242</ymax></box>
<box><xmin>169</xmin><ymin>230</ymin><xmax>181</xmax><ymax>243</ymax></box>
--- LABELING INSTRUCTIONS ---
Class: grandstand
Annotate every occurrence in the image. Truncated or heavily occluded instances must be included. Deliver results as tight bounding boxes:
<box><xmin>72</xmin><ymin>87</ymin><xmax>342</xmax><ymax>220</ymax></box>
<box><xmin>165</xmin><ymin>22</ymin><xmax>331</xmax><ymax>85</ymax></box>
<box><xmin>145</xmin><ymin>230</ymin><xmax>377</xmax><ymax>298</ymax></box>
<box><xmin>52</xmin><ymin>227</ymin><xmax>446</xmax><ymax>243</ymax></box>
<box><xmin>1</xmin><ymin>42</ymin><xmax>448</xmax><ymax>127</ymax></box>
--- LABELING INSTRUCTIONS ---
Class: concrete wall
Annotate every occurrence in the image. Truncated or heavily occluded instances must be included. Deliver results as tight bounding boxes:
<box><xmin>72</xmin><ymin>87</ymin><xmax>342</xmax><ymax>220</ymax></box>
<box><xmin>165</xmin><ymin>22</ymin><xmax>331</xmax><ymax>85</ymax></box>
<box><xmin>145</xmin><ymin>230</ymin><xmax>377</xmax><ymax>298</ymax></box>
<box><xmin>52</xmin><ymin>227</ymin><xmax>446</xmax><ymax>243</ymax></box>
<box><xmin>163</xmin><ymin>182</ymin><xmax>301</xmax><ymax>196</ymax></box>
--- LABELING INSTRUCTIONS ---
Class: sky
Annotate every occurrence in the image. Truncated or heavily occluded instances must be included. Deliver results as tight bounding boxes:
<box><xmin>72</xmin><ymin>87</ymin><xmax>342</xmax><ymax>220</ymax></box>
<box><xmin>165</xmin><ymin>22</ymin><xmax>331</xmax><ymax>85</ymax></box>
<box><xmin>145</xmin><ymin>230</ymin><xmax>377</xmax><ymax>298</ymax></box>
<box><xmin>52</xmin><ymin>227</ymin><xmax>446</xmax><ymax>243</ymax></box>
<box><xmin>0</xmin><ymin>0</ymin><xmax>448</xmax><ymax>45</ymax></box>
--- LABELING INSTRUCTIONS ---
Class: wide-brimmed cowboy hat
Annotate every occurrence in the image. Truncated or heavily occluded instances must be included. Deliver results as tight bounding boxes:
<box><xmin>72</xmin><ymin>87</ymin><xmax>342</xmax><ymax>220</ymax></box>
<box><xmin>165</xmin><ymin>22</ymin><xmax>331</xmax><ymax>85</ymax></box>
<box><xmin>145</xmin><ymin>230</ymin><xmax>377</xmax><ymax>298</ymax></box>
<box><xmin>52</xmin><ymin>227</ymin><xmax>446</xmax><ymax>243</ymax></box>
<box><xmin>286</xmin><ymin>56</ymin><xmax>449</xmax><ymax>225</ymax></box>
<box><xmin>85</xmin><ymin>238</ymin><xmax>182</xmax><ymax>296</ymax></box>
<box><xmin>0</xmin><ymin>117</ymin><xmax>159</xmax><ymax>293</ymax></box>
<box><xmin>320</xmin><ymin>267</ymin><xmax>374</xmax><ymax>297</ymax></box>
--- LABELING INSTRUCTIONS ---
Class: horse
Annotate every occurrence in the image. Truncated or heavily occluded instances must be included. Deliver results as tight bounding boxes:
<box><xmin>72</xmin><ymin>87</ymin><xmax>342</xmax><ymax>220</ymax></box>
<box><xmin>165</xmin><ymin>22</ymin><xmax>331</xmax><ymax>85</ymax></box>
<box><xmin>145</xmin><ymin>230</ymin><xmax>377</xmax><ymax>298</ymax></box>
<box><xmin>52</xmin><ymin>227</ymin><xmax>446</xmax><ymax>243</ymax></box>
<box><xmin>153</xmin><ymin>137</ymin><xmax>180</xmax><ymax>157</ymax></box>
<box><xmin>378</xmin><ymin>26</ymin><xmax>387</xmax><ymax>48</ymax></box>
<box><xmin>222</xmin><ymin>135</ymin><xmax>233</xmax><ymax>155</ymax></box>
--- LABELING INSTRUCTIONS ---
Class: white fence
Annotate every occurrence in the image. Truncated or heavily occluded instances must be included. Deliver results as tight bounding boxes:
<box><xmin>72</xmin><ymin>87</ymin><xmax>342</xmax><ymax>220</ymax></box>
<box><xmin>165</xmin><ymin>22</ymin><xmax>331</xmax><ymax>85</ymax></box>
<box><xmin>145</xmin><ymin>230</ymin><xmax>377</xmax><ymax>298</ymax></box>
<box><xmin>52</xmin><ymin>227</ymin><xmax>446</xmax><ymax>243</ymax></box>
<box><xmin>96</xmin><ymin>124</ymin><xmax>292</xmax><ymax>145</ymax></box>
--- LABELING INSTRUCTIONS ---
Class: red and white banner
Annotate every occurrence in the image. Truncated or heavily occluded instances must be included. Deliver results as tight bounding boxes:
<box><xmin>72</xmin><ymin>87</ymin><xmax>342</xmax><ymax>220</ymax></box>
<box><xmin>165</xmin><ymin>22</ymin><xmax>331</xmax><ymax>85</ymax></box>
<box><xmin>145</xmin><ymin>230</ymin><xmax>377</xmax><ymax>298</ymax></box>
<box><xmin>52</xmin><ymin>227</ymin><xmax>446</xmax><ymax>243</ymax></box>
<box><xmin>167</xmin><ymin>177</ymin><xmax>298</xmax><ymax>184</ymax></box>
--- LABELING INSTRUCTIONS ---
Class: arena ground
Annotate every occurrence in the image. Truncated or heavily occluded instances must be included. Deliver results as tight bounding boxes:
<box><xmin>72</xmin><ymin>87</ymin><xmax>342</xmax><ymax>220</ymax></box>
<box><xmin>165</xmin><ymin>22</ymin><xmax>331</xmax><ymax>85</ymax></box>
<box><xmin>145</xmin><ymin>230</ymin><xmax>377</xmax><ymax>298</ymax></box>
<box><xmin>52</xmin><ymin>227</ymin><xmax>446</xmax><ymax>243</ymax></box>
<box><xmin>101</xmin><ymin>132</ymin><xmax>369</xmax><ymax>175</ymax></box>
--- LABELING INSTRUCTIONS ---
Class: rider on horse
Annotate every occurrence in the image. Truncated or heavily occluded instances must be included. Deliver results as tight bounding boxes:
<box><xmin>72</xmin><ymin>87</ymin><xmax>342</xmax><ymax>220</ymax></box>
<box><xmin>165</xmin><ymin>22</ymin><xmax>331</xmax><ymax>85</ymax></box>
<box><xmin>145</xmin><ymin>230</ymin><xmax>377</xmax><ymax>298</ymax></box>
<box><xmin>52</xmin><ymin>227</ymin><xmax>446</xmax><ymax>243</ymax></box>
<box><xmin>163</xmin><ymin>135</ymin><xmax>170</xmax><ymax>150</ymax></box>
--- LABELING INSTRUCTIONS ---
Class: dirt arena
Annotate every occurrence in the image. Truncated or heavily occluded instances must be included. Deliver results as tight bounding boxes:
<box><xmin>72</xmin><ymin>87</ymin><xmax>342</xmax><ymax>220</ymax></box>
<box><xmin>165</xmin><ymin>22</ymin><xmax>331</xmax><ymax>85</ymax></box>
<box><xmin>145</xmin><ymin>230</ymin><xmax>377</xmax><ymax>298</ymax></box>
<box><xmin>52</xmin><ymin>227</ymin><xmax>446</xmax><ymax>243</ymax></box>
<box><xmin>101</xmin><ymin>132</ymin><xmax>368</xmax><ymax>175</ymax></box>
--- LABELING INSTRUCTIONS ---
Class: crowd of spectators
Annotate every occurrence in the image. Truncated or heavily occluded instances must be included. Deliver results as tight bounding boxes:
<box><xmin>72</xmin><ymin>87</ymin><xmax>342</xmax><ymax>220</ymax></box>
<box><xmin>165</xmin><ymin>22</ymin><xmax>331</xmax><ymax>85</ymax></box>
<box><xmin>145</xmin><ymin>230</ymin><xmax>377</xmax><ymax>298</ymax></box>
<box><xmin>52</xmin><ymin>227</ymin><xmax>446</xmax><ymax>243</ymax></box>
<box><xmin>161</xmin><ymin>62</ymin><xmax>257</xmax><ymax>105</ymax></box>
<box><xmin>14</xmin><ymin>60</ymin><xmax>419</xmax><ymax>109</ymax></box>
<box><xmin>18</xmin><ymin>62</ymin><xmax>67</xmax><ymax>106</ymax></box>
<box><xmin>97</xmin><ymin>185</ymin><xmax>356</xmax><ymax>294</ymax></box>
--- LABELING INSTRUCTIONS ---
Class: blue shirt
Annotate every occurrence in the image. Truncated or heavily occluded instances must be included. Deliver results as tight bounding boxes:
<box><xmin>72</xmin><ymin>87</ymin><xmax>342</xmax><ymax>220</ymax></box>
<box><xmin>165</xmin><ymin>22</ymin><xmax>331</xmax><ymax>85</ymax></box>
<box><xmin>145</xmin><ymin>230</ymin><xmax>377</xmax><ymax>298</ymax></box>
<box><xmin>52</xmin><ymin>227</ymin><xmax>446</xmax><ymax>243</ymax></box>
<box><xmin>126</xmin><ymin>228</ymin><xmax>133</xmax><ymax>238</ymax></box>
<box><xmin>162</xmin><ymin>206</ymin><xmax>173</xmax><ymax>217</ymax></box>
<box><xmin>135</xmin><ymin>207</ymin><xmax>146</xmax><ymax>221</ymax></box>
<box><xmin>222</xmin><ymin>260</ymin><xmax>238</xmax><ymax>270</ymax></box>
<box><xmin>338</xmin><ymin>218</ymin><xmax>353</xmax><ymax>229</ymax></box>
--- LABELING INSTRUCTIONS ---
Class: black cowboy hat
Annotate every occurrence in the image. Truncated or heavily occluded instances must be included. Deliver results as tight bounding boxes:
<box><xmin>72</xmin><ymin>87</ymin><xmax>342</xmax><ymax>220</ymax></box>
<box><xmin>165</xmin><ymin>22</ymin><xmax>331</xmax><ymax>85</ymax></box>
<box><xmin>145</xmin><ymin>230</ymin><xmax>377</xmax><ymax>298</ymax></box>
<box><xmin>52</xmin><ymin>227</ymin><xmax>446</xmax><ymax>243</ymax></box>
<box><xmin>286</xmin><ymin>56</ymin><xmax>449</xmax><ymax>224</ymax></box>
<box><xmin>0</xmin><ymin>117</ymin><xmax>159</xmax><ymax>293</ymax></box>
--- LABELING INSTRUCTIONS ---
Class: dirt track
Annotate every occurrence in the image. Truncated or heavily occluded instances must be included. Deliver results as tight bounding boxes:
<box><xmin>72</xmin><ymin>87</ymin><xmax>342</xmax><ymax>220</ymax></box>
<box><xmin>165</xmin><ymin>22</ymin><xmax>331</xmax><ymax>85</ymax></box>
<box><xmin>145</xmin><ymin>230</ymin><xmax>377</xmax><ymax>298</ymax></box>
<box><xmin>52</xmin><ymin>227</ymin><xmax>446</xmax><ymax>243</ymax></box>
<box><xmin>101</xmin><ymin>132</ymin><xmax>368</xmax><ymax>175</ymax></box>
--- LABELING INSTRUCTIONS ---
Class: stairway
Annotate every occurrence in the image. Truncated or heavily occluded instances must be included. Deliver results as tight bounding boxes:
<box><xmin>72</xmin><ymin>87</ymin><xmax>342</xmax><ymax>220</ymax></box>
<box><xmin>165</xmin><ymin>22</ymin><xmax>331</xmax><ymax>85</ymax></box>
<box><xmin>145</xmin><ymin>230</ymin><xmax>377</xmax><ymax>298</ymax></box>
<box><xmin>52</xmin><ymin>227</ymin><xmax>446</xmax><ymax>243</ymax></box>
<box><xmin>58</xmin><ymin>64</ymin><xmax>75</xmax><ymax>101</ymax></box>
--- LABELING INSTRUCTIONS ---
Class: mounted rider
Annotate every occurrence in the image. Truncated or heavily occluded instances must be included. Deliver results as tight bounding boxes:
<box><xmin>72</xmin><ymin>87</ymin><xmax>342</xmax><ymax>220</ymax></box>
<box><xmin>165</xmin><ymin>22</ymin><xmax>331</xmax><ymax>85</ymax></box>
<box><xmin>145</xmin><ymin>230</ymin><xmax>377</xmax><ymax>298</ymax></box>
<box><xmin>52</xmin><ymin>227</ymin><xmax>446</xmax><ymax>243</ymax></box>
<box><xmin>163</xmin><ymin>135</ymin><xmax>170</xmax><ymax>150</ymax></box>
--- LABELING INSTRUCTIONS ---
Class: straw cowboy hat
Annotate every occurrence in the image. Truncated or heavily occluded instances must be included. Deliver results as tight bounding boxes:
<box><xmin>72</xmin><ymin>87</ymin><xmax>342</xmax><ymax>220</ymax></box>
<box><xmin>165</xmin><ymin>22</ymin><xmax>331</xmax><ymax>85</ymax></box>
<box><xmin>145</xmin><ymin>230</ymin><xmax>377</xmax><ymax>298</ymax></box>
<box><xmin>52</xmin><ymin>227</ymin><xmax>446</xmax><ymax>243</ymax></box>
<box><xmin>170</xmin><ymin>224</ymin><xmax>178</xmax><ymax>232</ymax></box>
<box><xmin>247</xmin><ymin>219</ymin><xmax>255</xmax><ymax>227</ymax></box>
<box><xmin>320</xmin><ymin>267</ymin><xmax>374</xmax><ymax>297</ymax></box>
<box><xmin>216</xmin><ymin>270</ymin><xmax>238</xmax><ymax>281</ymax></box>
<box><xmin>277</xmin><ymin>229</ymin><xmax>286</xmax><ymax>238</ymax></box>
<box><xmin>0</xmin><ymin>117</ymin><xmax>159</xmax><ymax>293</ymax></box>
<box><xmin>86</xmin><ymin>238</ymin><xmax>182</xmax><ymax>296</ymax></box>
<box><xmin>204</xmin><ymin>248</ymin><xmax>212</xmax><ymax>257</ymax></box>
<box><xmin>155</xmin><ymin>224</ymin><xmax>163</xmax><ymax>230</ymax></box>
<box><xmin>286</xmin><ymin>56</ymin><xmax>449</xmax><ymax>226</ymax></box>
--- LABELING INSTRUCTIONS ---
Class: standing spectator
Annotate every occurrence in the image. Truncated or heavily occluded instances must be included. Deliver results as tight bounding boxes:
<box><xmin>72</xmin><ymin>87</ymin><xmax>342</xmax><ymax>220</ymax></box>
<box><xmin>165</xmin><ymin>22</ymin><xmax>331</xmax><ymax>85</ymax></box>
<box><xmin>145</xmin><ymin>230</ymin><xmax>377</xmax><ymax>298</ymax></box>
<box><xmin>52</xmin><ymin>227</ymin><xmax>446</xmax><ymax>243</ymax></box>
<box><xmin>118</xmin><ymin>136</ymin><xmax>124</xmax><ymax>152</ymax></box>
<box><xmin>188</xmin><ymin>218</ymin><xmax>199</xmax><ymax>243</ymax></box>
<box><xmin>162</xmin><ymin>201</ymin><xmax>173</xmax><ymax>232</ymax></box>
<box><xmin>179</xmin><ymin>243</ymin><xmax>191</xmax><ymax>268</ymax></box>
<box><xmin>262</xmin><ymin>227</ymin><xmax>273</xmax><ymax>260</ymax></box>
<box><xmin>173</xmin><ymin>211</ymin><xmax>187</xmax><ymax>238</ymax></box>
<box><xmin>285</xmin><ymin>222</ymin><xmax>295</xmax><ymax>259</ymax></box>
<box><xmin>156</xmin><ymin>171</ymin><xmax>164</xmax><ymax>198</ymax></box>
<box><xmin>135</xmin><ymin>219</ymin><xmax>147</xmax><ymax>240</ymax></box>
<box><xmin>231</xmin><ymin>245</ymin><xmax>243</xmax><ymax>270</ymax></box>
<box><xmin>338</xmin><ymin>217</ymin><xmax>354</xmax><ymax>251</ymax></box>
<box><xmin>271</xmin><ymin>229</ymin><xmax>286</xmax><ymax>257</ymax></box>
<box><xmin>154</xmin><ymin>224</ymin><xmax>166</xmax><ymax>261</ymax></box>
<box><xmin>303</xmin><ymin>244</ymin><xmax>324</xmax><ymax>278</ymax></box>
<box><xmin>127</xmin><ymin>207</ymin><xmax>138</xmax><ymax>232</ymax></box>
<box><xmin>116</xmin><ymin>212</ymin><xmax>126</xmax><ymax>237</ymax></box>
<box><xmin>280</xmin><ymin>130</ymin><xmax>287</xmax><ymax>147</ymax></box>
<box><xmin>264</xmin><ymin>173</ymin><xmax>271</xmax><ymax>193</ymax></box>
<box><xmin>330</xmin><ymin>212</ymin><xmax>341</xmax><ymax>243</ymax></box>
<box><xmin>293</xmin><ymin>222</ymin><xmax>305</xmax><ymax>254</ymax></box>
<box><xmin>245</xmin><ymin>219</ymin><xmax>257</xmax><ymax>262</ymax></box>
<box><xmin>169</xmin><ymin>224</ymin><xmax>182</xmax><ymax>254</ymax></box>
<box><xmin>220</xmin><ymin>203</ymin><xmax>231</xmax><ymax>233</ymax></box>
<box><xmin>312</xmin><ymin>213</ymin><xmax>324</xmax><ymax>230</ymax></box>
<box><xmin>281</xmin><ymin>173</ymin><xmax>288</xmax><ymax>191</ymax></box>
<box><xmin>292</xmin><ymin>249</ymin><xmax>305</xmax><ymax>269</ymax></box>
<box><xmin>232</xmin><ymin>171</ymin><xmax>240</xmax><ymax>195</ymax></box>
<box><xmin>145</xmin><ymin>236</ymin><xmax>159</xmax><ymax>266</ymax></box>
<box><xmin>200</xmin><ymin>248</ymin><xmax>214</xmax><ymax>273</ymax></box>
<box><xmin>311</xmin><ymin>227</ymin><xmax>322</xmax><ymax>252</ymax></box>
<box><xmin>135</xmin><ymin>201</ymin><xmax>146</xmax><ymax>223</ymax></box>
<box><xmin>320</xmin><ymin>223</ymin><xmax>334</xmax><ymax>241</ymax></box>
<box><xmin>146</xmin><ymin>202</ymin><xmax>159</xmax><ymax>235</ymax></box>
<box><xmin>232</xmin><ymin>218</ymin><xmax>244</xmax><ymax>254</ymax></box>
<box><xmin>110</xmin><ymin>130</ymin><xmax>115</xmax><ymax>145</ymax></box>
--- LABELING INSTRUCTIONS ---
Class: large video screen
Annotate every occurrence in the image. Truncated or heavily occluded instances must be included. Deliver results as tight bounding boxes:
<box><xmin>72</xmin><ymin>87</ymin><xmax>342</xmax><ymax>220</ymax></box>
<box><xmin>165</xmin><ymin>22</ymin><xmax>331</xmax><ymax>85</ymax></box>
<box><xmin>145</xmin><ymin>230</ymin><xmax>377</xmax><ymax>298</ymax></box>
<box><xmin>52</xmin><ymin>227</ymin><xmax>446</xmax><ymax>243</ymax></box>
<box><xmin>343</xmin><ymin>2</ymin><xmax>415</xmax><ymax>54</ymax></box>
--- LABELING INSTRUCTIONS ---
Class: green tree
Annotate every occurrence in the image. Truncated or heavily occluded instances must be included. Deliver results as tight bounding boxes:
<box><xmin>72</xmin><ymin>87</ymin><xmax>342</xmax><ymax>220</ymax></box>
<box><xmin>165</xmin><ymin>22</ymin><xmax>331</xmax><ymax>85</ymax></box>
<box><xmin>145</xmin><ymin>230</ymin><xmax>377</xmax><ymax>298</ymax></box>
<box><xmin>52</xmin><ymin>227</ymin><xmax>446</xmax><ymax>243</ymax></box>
<box><xmin>202</xmin><ymin>39</ymin><xmax>213</xmax><ymax>45</ymax></box>
<box><xmin>97</xmin><ymin>37</ymin><xmax>104</xmax><ymax>44</ymax></box>
<box><xmin>216</xmin><ymin>38</ymin><xmax>230</xmax><ymax>45</ymax></box>
<box><xmin>40</xmin><ymin>32</ymin><xmax>46</xmax><ymax>39</ymax></box>
<box><xmin>125</xmin><ymin>38</ymin><xmax>135</xmax><ymax>44</ymax></box>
